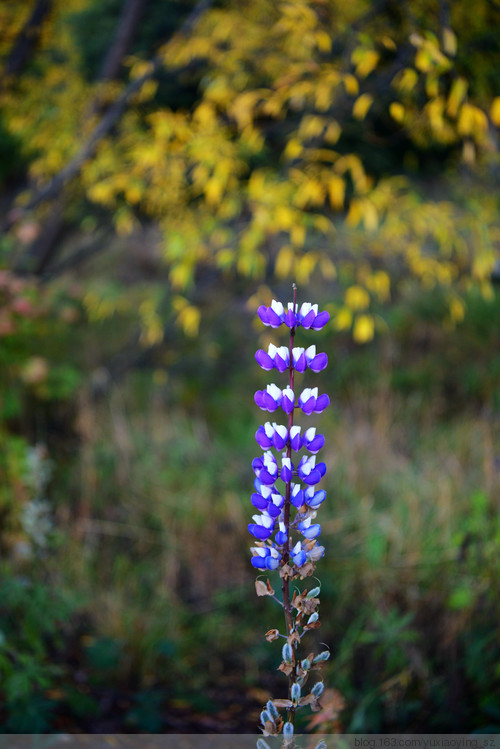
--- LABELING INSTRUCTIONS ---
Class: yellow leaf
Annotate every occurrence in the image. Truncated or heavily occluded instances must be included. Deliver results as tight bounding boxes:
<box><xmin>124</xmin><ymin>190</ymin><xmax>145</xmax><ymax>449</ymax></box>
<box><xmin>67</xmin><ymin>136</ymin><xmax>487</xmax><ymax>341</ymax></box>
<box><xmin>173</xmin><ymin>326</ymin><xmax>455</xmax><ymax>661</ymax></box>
<box><xmin>367</xmin><ymin>270</ymin><xmax>391</xmax><ymax>303</ymax></box>
<box><xmin>395</xmin><ymin>68</ymin><xmax>418</xmax><ymax>93</ymax></box>
<box><xmin>353</xmin><ymin>314</ymin><xmax>374</xmax><ymax>343</ymax></box>
<box><xmin>390</xmin><ymin>102</ymin><xmax>405</xmax><ymax>124</ymax></box>
<box><xmin>446</xmin><ymin>77</ymin><xmax>468</xmax><ymax>118</ymax></box>
<box><xmin>290</xmin><ymin>223</ymin><xmax>306</xmax><ymax>247</ymax></box>
<box><xmin>490</xmin><ymin>97</ymin><xmax>500</xmax><ymax>127</ymax></box>
<box><xmin>353</xmin><ymin>93</ymin><xmax>373</xmax><ymax>121</ymax></box>
<box><xmin>315</xmin><ymin>29</ymin><xmax>332</xmax><ymax>53</ymax></box>
<box><xmin>215</xmin><ymin>248</ymin><xmax>234</xmax><ymax>269</ymax></box>
<box><xmin>343</xmin><ymin>74</ymin><xmax>359</xmax><ymax>97</ymax></box>
<box><xmin>170</xmin><ymin>263</ymin><xmax>192</xmax><ymax>290</ymax></box>
<box><xmin>275</xmin><ymin>245</ymin><xmax>295</xmax><ymax>279</ymax></box>
<box><xmin>449</xmin><ymin>297</ymin><xmax>465</xmax><ymax>323</ymax></box>
<box><xmin>354</xmin><ymin>49</ymin><xmax>379</xmax><ymax>79</ymax></box>
<box><xmin>295</xmin><ymin>253</ymin><xmax>317</xmax><ymax>284</ymax></box>
<box><xmin>204</xmin><ymin>177</ymin><xmax>223</xmax><ymax>206</ymax></box>
<box><xmin>457</xmin><ymin>103</ymin><xmax>488</xmax><ymax>138</ymax></box>
<box><xmin>334</xmin><ymin>308</ymin><xmax>352</xmax><ymax>331</ymax></box>
<box><xmin>320</xmin><ymin>257</ymin><xmax>336</xmax><ymax>280</ymax></box>
<box><xmin>346</xmin><ymin>198</ymin><xmax>363</xmax><ymax>228</ymax></box>
<box><xmin>363</xmin><ymin>201</ymin><xmax>378</xmax><ymax>232</ymax></box>
<box><xmin>284</xmin><ymin>138</ymin><xmax>303</xmax><ymax>159</ymax></box>
<box><xmin>328</xmin><ymin>175</ymin><xmax>345</xmax><ymax>210</ymax></box>
<box><xmin>177</xmin><ymin>305</ymin><xmax>200</xmax><ymax>337</ymax></box>
<box><xmin>442</xmin><ymin>27</ymin><xmax>457</xmax><ymax>56</ymax></box>
<box><xmin>324</xmin><ymin>121</ymin><xmax>341</xmax><ymax>144</ymax></box>
<box><xmin>345</xmin><ymin>285</ymin><xmax>370</xmax><ymax>311</ymax></box>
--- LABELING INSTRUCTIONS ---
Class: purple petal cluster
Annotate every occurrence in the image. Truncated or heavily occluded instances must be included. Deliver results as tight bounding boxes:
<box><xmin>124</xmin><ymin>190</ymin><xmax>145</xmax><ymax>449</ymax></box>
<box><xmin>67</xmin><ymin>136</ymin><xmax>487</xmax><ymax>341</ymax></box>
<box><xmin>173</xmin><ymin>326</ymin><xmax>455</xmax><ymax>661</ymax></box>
<box><xmin>255</xmin><ymin>344</ymin><xmax>327</xmax><ymax>373</ymax></box>
<box><xmin>257</xmin><ymin>300</ymin><xmax>330</xmax><ymax>330</ymax></box>
<box><xmin>249</xmin><ymin>296</ymin><xmax>329</xmax><ymax>573</ymax></box>
<box><xmin>254</xmin><ymin>385</ymin><xmax>329</xmax><ymax>414</ymax></box>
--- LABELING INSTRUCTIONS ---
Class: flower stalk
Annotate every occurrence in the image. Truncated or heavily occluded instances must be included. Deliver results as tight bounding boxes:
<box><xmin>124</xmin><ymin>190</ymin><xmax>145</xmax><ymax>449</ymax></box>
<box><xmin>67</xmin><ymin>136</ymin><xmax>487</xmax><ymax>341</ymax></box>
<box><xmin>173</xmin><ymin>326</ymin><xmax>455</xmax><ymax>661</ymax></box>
<box><xmin>250</xmin><ymin>286</ymin><xmax>330</xmax><ymax>738</ymax></box>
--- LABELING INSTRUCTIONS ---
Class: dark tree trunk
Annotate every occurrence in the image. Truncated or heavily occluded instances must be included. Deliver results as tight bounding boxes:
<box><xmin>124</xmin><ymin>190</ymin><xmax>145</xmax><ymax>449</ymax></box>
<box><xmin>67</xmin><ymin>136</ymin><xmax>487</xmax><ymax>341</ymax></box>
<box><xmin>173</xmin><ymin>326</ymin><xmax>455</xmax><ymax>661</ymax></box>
<box><xmin>4</xmin><ymin>0</ymin><xmax>53</xmax><ymax>79</ymax></box>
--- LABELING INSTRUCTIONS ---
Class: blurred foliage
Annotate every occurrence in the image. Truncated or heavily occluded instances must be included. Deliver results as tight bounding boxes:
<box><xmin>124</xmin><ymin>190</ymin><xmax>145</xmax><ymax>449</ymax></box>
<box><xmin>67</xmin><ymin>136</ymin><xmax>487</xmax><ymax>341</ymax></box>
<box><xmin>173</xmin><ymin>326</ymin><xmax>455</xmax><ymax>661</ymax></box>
<box><xmin>0</xmin><ymin>0</ymin><xmax>499</xmax><ymax>339</ymax></box>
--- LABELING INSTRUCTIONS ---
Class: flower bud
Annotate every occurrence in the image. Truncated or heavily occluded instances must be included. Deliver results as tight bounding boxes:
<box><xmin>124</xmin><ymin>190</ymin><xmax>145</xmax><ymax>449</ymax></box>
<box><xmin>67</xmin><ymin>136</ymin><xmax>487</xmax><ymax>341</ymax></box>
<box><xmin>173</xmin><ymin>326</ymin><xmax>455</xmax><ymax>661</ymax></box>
<box><xmin>314</xmin><ymin>742</ymin><xmax>327</xmax><ymax>749</ymax></box>
<box><xmin>301</xmin><ymin>658</ymin><xmax>311</xmax><ymax>670</ymax></box>
<box><xmin>307</xmin><ymin>612</ymin><xmax>319</xmax><ymax>624</ymax></box>
<box><xmin>283</xmin><ymin>721</ymin><xmax>294</xmax><ymax>739</ymax></box>
<box><xmin>311</xmin><ymin>681</ymin><xmax>324</xmax><ymax>697</ymax></box>
<box><xmin>267</xmin><ymin>700</ymin><xmax>279</xmax><ymax>720</ymax></box>
<box><xmin>282</xmin><ymin>642</ymin><xmax>293</xmax><ymax>663</ymax></box>
<box><xmin>306</xmin><ymin>586</ymin><xmax>321</xmax><ymax>598</ymax></box>
<box><xmin>291</xmin><ymin>682</ymin><xmax>301</xmax><ymax>704</ymax></box>
<box><xmin>313</xmin><ymin>650</ymin><xmax>330</xmax><ymax>663</ymax></box>
<box><xmin>260</xmin><ymin>710</ymin><xmax>271</xmax><ymax>726</ymax></box>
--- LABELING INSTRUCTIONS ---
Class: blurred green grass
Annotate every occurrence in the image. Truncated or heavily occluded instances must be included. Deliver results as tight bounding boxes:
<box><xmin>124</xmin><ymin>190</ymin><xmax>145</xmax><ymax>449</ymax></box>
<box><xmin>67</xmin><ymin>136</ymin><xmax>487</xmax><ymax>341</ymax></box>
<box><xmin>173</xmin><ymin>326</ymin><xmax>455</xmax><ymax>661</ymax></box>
<box><xmin>3</xmin><ymin>285</ymin><xmax>500</xmax><ymax>731</ymax></box>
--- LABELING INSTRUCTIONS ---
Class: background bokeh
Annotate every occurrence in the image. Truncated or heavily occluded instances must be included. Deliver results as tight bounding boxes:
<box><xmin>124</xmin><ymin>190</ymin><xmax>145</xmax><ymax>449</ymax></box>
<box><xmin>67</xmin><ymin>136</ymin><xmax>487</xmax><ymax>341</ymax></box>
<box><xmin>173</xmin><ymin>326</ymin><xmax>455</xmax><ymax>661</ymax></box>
<box><xmin>1</xmin><ymin>0</ymin><xmax>500</xmax><ymax>733</ymax></box>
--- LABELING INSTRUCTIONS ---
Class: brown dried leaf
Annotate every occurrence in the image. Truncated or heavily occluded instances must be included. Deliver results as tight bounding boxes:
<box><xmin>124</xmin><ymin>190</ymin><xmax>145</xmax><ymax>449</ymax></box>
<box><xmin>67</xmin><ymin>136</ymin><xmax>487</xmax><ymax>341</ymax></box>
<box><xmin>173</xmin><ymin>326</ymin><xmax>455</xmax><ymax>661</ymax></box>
<box><xmin>279</xmin><ymin>564</ymin><xmax>294</xmax><ymax>579</ymax></box>
<box><xmin>299</xmin><ymin>561</ymin><xmax>316</xmax><ymax>579</ymax></box>
<box><xmin>255</xmin><ymin>580</ymin><xmax>273</xmax><ymax>597</ymax></box>
<box><xmin>264</xmin><ymin>720</ymin><xmax>278</xmax><ymax>735</ymax></box>
<box><xmin>303</xmin><ymin>620</ymin><xmax>322</xmax><ymax>631</ymax></box>
<box><xmin>301</xmin><ymin>597</ymin><xmax>319</xmax><ymax>614</ymax></box>
<box><xmin>266</xmin><ymin>578</ymin><xmax>275</xmax><ymax>595</ymax></box>
<box><xmin>265</xmin><ymin>628</ymin><xmax>280</xmax><ymax>642</ymax></box>
<box><xmin>287</xmin><ymin>630</ymin><xmax>300</xmax><ymax>646</ymax></box>
<box><xmin>273</xmin><ymin>699</ymin><xmax>293</xmax><ymax>709</ymax></box>
<box><xmin>299</xmin><ymin>694</ymin><xmax>316</xmax><ymax>706</ymax></box>
<box><xmin>278</xmin><ymin>662</ymin><xmax>294</xmax><ymax>676</ymax></box>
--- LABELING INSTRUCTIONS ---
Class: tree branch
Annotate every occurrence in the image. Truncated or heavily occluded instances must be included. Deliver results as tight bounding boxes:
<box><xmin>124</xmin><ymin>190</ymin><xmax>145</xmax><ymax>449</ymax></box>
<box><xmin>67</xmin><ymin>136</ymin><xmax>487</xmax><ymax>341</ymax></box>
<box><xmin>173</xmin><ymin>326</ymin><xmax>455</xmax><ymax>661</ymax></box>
<box><xmin>3</xmin><ymin>0</ymin><xmax>53</xmax><ymax>79</ymax></box>
<box><xmin>3</xmin><ymin>0</ymin><xmax>213</xmax><ymax>233</ymax></box>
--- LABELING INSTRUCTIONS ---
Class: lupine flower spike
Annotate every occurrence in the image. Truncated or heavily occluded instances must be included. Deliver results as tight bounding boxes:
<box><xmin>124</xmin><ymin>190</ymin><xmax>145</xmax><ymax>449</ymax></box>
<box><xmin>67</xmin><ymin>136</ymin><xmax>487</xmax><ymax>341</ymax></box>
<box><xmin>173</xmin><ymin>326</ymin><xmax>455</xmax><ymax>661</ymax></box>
<box><xmin>250</xmin><ymin>285</ymin><xmax>331</xmax><ymax>739</ymax></box>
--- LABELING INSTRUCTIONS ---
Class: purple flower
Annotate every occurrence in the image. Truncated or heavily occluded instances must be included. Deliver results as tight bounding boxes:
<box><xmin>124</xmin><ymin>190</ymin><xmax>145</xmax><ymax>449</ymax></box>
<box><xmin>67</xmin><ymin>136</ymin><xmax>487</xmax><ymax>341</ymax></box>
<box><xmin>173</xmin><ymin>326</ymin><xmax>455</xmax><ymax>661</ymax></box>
<box><xmin>252</xmin><ymin>451</ymin><xmax>279</xmax><ymax>485</ymax></box>
<box><xmin>304</xmin><ymin>486</ymin><xmax>326</xmax><ymax>509</ymax></box>
<box><xmin>255</xmin><ymin>422</ymin><xmax>288</xmax><ymax>450</ymax></box>
<box><xmin>297</xmin><ymin>455</ymin><xmax>327</xmax><ymax>485</ymax></box>
<box><xmin>254</xmin><ymin>383</ymin><xmax>282</xmax><ymax>412</ymax></box>
<box><xmin>298</xmin><ymin>387</ymin><xmax>330</xmax><ymax>415</ymax></box>
<box><xmin>291</xmin><ymin>541</ymin><xmax>307</xmax><ymax>567</ymax></box>
<box><xmin>298</xmin><ymin>516</ymin><xmax>321</xmax><ymax>539</ymax></box>
<box><xmin>248</xmin><ymin>512</ymin><xmax>275</xmax><ymax>540</ymax></box>
<box><xmin>290</xmin><ymin>426</ymin><xmax>302</xmax><ymax>451</ymax></box>
<box><xmin>291</xmin><ymin>483</ymin><xmax>304</xmax><ymax>508</ymax></box>
<box><xmin>255</xmin><ymin>344</ymin><xmax>290</xmax><ymax>372</ymax></box>
<box><xmin>257</xmin><ymin>300</ymin><xmax>330</xmax><ymax>330</ymax></box>
<box><xmin>275</xmin><ymin>521</ymin><xmax>288</xmax><ymax>546</ymax></box>
<box><xmin>280</xmin><ymin>457</ymin><xmax>294</xmax><ymax>483</ymax></box>
<box><xmin>292</xmin><ymin>345</ymin><xmax>328</xmax><ymax>373</ymax></box>
<box><xmin>302</xmin><ymin>426</ymin><xmax>325</xmax><ymax>453</ymax></box>
<box><xmin>251</xmin><ymin>546</ymin><xmax>281</xmax><ymax>570</ymax></box>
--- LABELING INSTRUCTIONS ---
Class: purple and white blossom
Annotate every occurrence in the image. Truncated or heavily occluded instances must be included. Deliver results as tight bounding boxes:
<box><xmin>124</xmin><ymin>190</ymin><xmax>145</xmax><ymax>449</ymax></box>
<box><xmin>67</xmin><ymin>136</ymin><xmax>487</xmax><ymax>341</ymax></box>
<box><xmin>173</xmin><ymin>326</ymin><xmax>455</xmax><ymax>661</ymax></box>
<box><xmin>297</xmin><ymin>386</ymin><xmax>330</xmax><ymax>415</ymax></box>
<box><xmin>250</xmin><ymin>292</ymin><xmax>330</xmax><ymax>734</ymax></box>
<box><xmin>257</xmin><ymin>300</ymin><xmax>330</xmax><ymax>331</ymax></box>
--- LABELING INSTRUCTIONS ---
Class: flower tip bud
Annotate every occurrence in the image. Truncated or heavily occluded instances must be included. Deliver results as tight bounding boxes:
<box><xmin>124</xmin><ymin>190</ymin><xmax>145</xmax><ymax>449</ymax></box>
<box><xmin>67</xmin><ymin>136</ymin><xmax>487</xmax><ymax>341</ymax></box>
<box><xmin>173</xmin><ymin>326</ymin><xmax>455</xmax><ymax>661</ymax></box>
<box><xmin>301</xmin><ymin>658</ymin><xmax>311</xmax><ymax>670</ymax></box>
<box><xmin>283</xmin><ymin>722</ymin><xmax>294</xmax><ymax>739</ymax></box>
<box><xmin>306</xmin><ymin>586</ymin><xmax>321</xmax><ymax>598</ymax></box>
<box><xmin>307</xmin><ymin>612</ymin><xmax>319</xmax><ymax>624</ymax></box>
<box><xmin>282</xmin><ymin>642</ymin><xmax>293</xmax><ymax>664</ymax></box>
<box><xmin>313</xmin><ymin>650</ymin><xmax>330</xmax><ymax>663</ymax></box>
<box><xmin>311</xmin><ymin>681</ymin><xmax>325</xmax><ymax>697</ymax></box>
<box><xmin>291</xmin><ymin>682</ymin><xmax>301</xmax><ymax>704</ymax></box>
<box><xmin>260</xmin><ymin>710</ymin><xmax>271</xmax><ymax>726</ymax></box>
<box><xmin>314</xmin><ymin>742</ymin><xmax>327</xmax><ymax>749</ymax></box>
<box><xmin>267</xmin><ymin>700</ymin><xmax>279</xmax><ymax>720</ymax></box>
